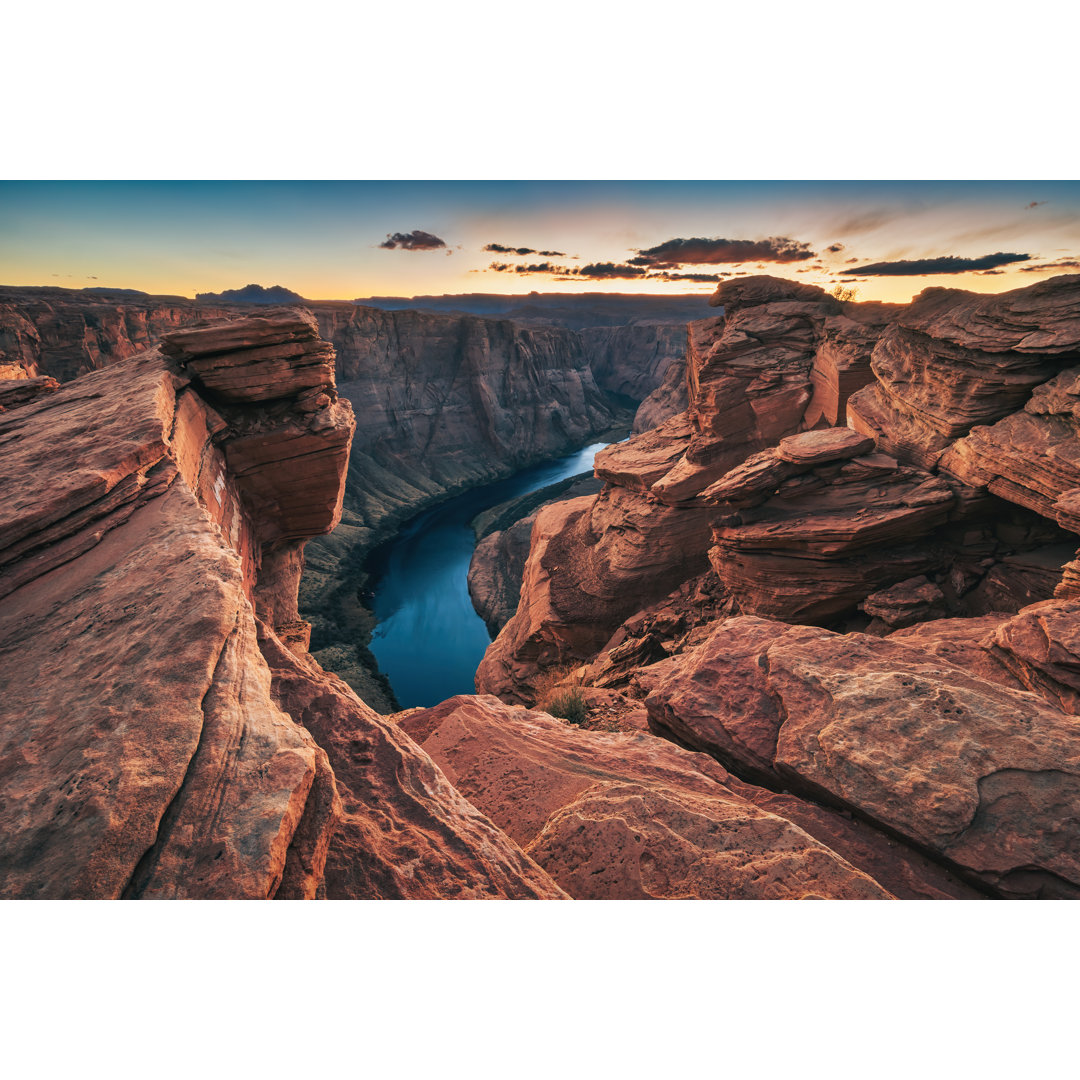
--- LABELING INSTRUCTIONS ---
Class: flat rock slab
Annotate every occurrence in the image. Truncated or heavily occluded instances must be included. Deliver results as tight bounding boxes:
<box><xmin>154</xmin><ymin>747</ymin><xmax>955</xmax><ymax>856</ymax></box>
<box><xmin>401</xmin><ymin>695</ymin><xmax>893</xmax><ymax>900</ymax></box>
<box><xmin>646</xmin><ymin>616</ymin><xmax>1080</xmax><ymax>898</ymax></box>
<box><xmin>777</xmin><ymin>427</ymin><xmax>876</xmax><ymax>466</ymax></box>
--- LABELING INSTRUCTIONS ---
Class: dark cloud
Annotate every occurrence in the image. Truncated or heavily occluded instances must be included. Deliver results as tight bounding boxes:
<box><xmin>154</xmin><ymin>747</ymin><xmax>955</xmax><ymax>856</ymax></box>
<box><xmin>646</xmin><ymin>271</ymin><xmax>723</xmax><ymax>283</ymax></box>
<box><xmin>488</xmin><ymin>261</ymin><xmax>561</xmax><ymax>275</ymax></box>
<box><xmin>568</xmin><ymin>262</ymin><xmax>648</xmax><ymax>279</ymax></box>
<box><xmin>845</xmin><ymin>257</ymin><xmax>859</xmax><ymax>264</ymax></box>
<box><xmin>847</xmin><ymin>252</ymin><xmax>1031</xmax><ymax>276</ymax></box>
<box><xmin>825</xmin><ymin>243</ymin><xmax>845</xmax><ymax>254</ymax></box>
<box><xmin>488</xmin><ymin>260</ymin><xmax>649</xmax><ymax>280</ymax></box>
<box><xmin>628</xmin><ymin>236</ymin><xmax>816</xmax><ymax>269</ymax></box>
<box><xmin>379</xmin><ymin>230</ymin><xmax>447</xmax><ymax>251</ymax></box>
<box><xmin>1025</xmin><ymin>201</ymin><xmax>1048</xmax><ymax>210</ymax></box>
<box><xmin>978</xmin><ymin>269</ymin><xmax>1006</xmax><ymax>275</ymax></box>
<box><xmin>1019</xmin><ymin>259</ymin><xmax>1080</xmax><ymax>273</ymax></box>
<box><xmin>486</xmin><ymin>260</ymin><xmax>725</xmax><ymax>283</ymax></box>
<box><xmin>484</xmin><ymin>243</ymin><xmax>567</xmax><ymax>257</ymax></box>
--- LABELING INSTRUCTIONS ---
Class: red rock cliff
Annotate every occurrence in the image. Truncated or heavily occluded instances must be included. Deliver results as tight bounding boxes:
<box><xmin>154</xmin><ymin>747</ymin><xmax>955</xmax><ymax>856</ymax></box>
<box><xmin>0</xmin><ymin>310</ymin><xmax>564</xmax><ymax>899</ymax></box>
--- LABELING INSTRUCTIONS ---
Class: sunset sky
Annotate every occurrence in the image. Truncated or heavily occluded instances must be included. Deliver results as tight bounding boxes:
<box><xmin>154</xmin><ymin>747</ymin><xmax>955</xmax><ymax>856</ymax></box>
<box><xmin>2</xmin><ymin>180</ymin><xmax>1078</xmax><ymax>304</ymax></box>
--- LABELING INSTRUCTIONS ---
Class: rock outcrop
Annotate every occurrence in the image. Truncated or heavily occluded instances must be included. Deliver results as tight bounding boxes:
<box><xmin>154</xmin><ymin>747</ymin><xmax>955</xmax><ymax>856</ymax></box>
<box><xmin>480</xmin><ymin>274</ymin><xmax>1080</xmax><ymax>704</ymax></box>
<box><xmin>0</xmin><ymin>313</ymin><xmax>566</xmax><ymax>899</ymax></box>
<box><xmin>1</xmin><ymin>286</ymin><xmax>687</xmax><ymax>704</ymax></box>
<box><xmin>645</xmin><ymin>617</ymin><xmax>1080</xmax><ymax>898</ymax></box>
<box><xmin>477</xmin><ymin>279</ymin><xmax>884</xmax><ymax>693</ymax></box>
<box><xmin>847</xmin><ymin>276</ymin><xmax>1080</xmax><ymax>470</ymax></box>
<box><xmin>702</xmin><ymin>429</ymin><xmax>955</xmax><ymax>622</ymax></box>
<box><xmin>399</xmin><ymin>695</ymin><xmax>894</xmax><ymax>899</ymax></box>
<box><xmin>467</xmin><ymin>474</ymin><xmax>603</xmax><ymax>637</ymax></box>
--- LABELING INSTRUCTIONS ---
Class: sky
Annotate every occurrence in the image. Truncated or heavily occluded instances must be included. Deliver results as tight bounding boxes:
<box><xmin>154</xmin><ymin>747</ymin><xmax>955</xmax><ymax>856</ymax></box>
<box><xmin>1</xmin><ymin>180</ymin><xmax>1079</xmax><ymax>304</ymax></box>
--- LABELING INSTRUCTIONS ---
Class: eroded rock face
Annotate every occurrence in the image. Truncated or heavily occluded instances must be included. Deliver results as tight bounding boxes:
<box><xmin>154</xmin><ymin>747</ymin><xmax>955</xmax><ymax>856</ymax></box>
<box><xmin>646</xmin><ymin>617</ymin><xmax>1080</xmax><ymax>898</ymax></box>
<box><xmin>861</xmin><ymin>575</ymin><xmax>947</xmax><ymax>629</ymax></box>
<box><xmin>481</xmin><ymin>275</ymin><xmax>1080</xmax><ymax>719</ymax></box>
<box><xmin>580</xmin><ymin>323</ymin><xmax>686</xmax><ymax>402</ymax></box>
<box><xmin>632</xmin><ymin>352</ymin><xmax>688</xmax><ymax>433</ymax></box>
<box><xmin>0</xmin><ymin>317</ymin><xmax>564</xmax><ymax>900</ymax></box>
<box><xmin>400</xmin><ymin>695</ymin><xmax>893</xmax><ymax>900</ymax></box>
<box><xmin>1</xmin><ymin>287</ymin><xmax>675</xmax><ymax>702</ymax></box>
<box><xmin>985</xmin><ymin>598</ymin><xmax>1080</xmax><ymax>714</ymax></box>
<box><xmin>475</xmin><ymin>488</ymin><xmax>715</xmax><ymax>701</ymax></box>
<box><xmin>258</xmin><ymin>633</ymin><xmax>565</xmax><ymax>899</ymax></box>
<box><xmin>704</xmin><ymin>432</ymin><xmax>955</xmax><ymax>622</ymax></box>
<box><xmin>0</xmin><ymin>347</ymin><xmax>59</xmax><ymax>412</ymax></box>
<box><xmin>848</xmin><ymin>276</ymin><xmax>1080</xmax><ymax>470</ymax></box>
<box><xmin>940</xmin><ymin>367</ymin><xmax>1080</xmax><ymax>525</ymax></box>
<box><xmin>0</xmin><ymin>345</ymin><xmax>345</xmax><ymax>898</ymax></box>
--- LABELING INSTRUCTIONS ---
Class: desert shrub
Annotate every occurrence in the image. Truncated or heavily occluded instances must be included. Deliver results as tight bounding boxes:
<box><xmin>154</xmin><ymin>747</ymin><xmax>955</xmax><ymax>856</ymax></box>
<box><xmin>831</xmin><ymin>284</ymin><xmax>858</xmax><ymax>303</ymax></box>
<box><xmin>544</xmin><ymin>686</ymin><xmax>589</xmax><ymax>726</ymax></box>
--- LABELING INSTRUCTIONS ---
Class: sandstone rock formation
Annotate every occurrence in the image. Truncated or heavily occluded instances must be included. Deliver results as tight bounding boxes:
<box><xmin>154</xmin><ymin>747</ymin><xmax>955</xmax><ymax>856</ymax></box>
<box><xmin>465</xmin><ymin>274</ymin><xmax>1080</xmax><ymax>903</ymax></box>
<box><xmin>400</xmin><ymin>695</ymin><xmax>894</xmax><ymax>899</ymax></box>
<box><xmin>703</xmin><ymin>430</ymin><xmax>955</xmax><ymax>622</ymax></box>
<box><xmin>632</xmin><ymin>351</ymin><xmax>688</xmax><ymax>433</ymax></box>
<box><xmin>1</xmin><ymin>285</ymin><xmax>689</xmax><ymax>705</ymax></box>
<box><xmin>645</xmin><ymin>617</ymin><xmax>1080</xmax><ymax>898</ymax></box>
<box><xmin>0</xmin><ymin>314</ymin><xmax>565</xmax><ymax>899</ymax></box>
<box><xmin>478</xmin><ymin>279</ymin><xmax>884</xmax><ymax>693</ymax></box>
<box><xmin>847</xmin><ymin>276</ymin><xmax>1080</xmax><ymax>470</ymax></box>
<box><xmin>579</xmin><ymin>323</ymin><xmax>686</xmax><ymax>402</ymax></box>
<box><xmin>11</xmin><ymin>271</ymin><xmax>1080</xmax><ymax>902</ymax></box>
<box><xmin>480</xmin><ymin>275</ymin><xmax>1080</xmax><ymax>704</ymax></box>
<box><xmin>467</xmin><ymin>474</ymin><xmax>603</xmax><ymax>637</ymax></box>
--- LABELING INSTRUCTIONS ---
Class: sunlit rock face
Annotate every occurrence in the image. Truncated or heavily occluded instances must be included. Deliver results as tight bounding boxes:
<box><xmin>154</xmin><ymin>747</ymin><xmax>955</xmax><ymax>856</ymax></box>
<box><xmin>468</xmin><ymin>276</ymin><xmax>1080</xmax><ymax>901</ymax></box>
<box><xmin>644</xmin><ymin>617</ymin><xmax>1080</xmax><ymax>899</ymax></box>
<box><xmin>480</xmin><ymin>275</ymin><xmax>1080</xmax><ymax>704</ymax></box>
<box><xmin>0</xmin><ymin>313</ymin><xmax>565</xmax><ymax>900</ymax></box>
<box><xmin>399</xmin><ymin>694</ymin><xmax>896</xmax><ymax>900</ymax></box>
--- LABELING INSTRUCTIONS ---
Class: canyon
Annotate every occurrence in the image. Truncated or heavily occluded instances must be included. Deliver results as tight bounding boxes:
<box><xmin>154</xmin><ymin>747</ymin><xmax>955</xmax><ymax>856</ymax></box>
<box><xmin>3</xmin><ymin>274</ymin><xmax>1080</xmax><ymax>899</ymax></box>
<box><xmin>0</xmin><ymin>284</ymin><xmax>685</xmax><ymax>708</ymax></box>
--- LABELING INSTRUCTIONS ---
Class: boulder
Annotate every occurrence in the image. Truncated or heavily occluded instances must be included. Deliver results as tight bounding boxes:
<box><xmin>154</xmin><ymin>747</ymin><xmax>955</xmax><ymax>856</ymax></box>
<box><xmin>646</xmin><ymin>617</ymin><xmax>1080</xmax><ymax>898</ymax></box>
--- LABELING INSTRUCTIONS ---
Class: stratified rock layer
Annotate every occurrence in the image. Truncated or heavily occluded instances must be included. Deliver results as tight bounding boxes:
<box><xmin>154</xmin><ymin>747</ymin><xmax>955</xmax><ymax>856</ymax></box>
<box><xmin>0</xmin><ymin>347</ymin><xmax>343</xmax><ymax>898</ymax></box>
<box><xmin>646</xmin><ymin>617</ymin><xmax>1080</xmax><ymax>898</ymax></box>
<box><xmin>0</xmin><ymin>317</ymin><xmax>566</xmax><ymax>899</ymax></box>
<box><xmin>400</xmin><ymin>696</ymin><xmax>893</xmax><ymax>900</ymax></box>
<box><xmin>847</xmin><ymin>276</ymin><xmax>1080</xmax><ymax>469</ymax></box>
<box><xmin>704</xmin><ymin>432</ymin><xmax>955</xmax><ymax>622</ymax></box>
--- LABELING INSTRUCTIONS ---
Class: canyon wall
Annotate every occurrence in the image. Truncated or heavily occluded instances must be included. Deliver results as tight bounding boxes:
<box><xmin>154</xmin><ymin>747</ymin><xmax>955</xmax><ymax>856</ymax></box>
<box><xmin>7</xmin><ymin>276</ymin><xmax>1080</xmax><ymax>900</ymax></box>
<box><xmin>0</xmin><ymin>286</ymin><xmax>690</xmax><ymax>705</ymax></box>
<box><xmin>0</xmin><ymin>312</ymin><xmax>565</xmax><ymax>899</ymax></box>
<box><xmin>478</xmin><ymin>275</ymin><xmax>1080</xmax><ymax>700</ymax></box>
<box><xmin>467</xmin><ymin>273</ymin><xmax>1080</xmax><ymax>898</ymax></box>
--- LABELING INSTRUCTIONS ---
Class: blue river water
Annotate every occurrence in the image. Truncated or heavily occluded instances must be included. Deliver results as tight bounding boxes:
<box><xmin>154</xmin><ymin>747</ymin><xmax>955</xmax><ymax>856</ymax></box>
<box><xmin>365</xmin><ymin>442</ymin><xmax>609</xmax><ymax>708</ymax></box>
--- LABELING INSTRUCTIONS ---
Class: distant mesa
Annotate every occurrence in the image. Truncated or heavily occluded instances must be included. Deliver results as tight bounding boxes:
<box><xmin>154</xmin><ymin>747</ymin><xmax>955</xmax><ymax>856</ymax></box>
<box><xmin>195</xmin><ymin>283</ymin><xmax>306</xmax><ymax>304</ymax></box>
<box><xmin>82</xmin><ymin>286</ymin><xmax>149</xmax><ymax>296</ymax></box>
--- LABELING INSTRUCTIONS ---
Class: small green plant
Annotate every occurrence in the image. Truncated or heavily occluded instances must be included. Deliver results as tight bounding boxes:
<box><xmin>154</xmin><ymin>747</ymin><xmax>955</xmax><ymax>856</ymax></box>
<box><xmin>544</xmin><ymin>686</ymin><xmax>589</xmax><ymax>726</ymax></box>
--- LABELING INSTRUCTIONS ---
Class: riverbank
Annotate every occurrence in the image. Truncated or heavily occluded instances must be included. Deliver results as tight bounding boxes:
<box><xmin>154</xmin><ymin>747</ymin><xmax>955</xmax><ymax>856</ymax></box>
<box><xmin>300</xmin><ymin>420</ymin><xmax>630</xmax><ymax>711</ymax></box>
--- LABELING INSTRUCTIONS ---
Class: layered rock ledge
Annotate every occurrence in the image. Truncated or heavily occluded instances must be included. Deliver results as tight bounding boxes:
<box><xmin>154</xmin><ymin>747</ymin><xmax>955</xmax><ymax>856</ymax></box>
<box><xmin>0</xmin><ymin>312</ymin><xmax>564</xmax><ymax>899</ymax></box>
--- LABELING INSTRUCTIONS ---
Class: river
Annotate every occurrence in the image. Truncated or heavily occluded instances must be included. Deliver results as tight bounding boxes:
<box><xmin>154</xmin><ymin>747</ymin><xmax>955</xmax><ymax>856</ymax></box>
<box><xmin>365</xmin><ymin>441</ymin><xmax>610</xmax><ymax>708</ymax></box>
